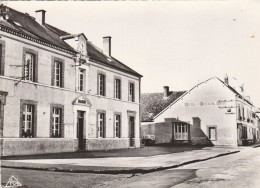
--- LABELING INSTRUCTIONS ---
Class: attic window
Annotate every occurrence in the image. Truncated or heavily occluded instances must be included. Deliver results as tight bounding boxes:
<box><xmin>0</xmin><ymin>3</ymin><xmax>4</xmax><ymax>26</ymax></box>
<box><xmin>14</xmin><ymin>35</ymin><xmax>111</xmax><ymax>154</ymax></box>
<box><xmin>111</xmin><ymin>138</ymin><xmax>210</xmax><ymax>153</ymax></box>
<box><xmin>107</xmin><ymin>57</ymin><xmax>112</xmax><ymax>62</ymax></box>
<box><xmin>14</xmin><ymin>21</ymin><xmax>22</xmax><ymax>27</ymax></box>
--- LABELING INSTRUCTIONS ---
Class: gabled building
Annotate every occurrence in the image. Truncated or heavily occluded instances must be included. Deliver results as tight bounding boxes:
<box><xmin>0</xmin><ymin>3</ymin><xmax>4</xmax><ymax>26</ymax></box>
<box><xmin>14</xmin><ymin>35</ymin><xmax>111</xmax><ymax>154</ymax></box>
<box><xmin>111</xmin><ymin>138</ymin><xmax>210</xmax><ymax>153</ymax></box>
<box><xmin>141</xmin><ymin>77</ymin><xmax>259</xmax><ymax>146</ymax></box>
<box><xmin>0</xmin><ymin>5</ymin><xmax>142</xmax><ymax>156</ymax></box>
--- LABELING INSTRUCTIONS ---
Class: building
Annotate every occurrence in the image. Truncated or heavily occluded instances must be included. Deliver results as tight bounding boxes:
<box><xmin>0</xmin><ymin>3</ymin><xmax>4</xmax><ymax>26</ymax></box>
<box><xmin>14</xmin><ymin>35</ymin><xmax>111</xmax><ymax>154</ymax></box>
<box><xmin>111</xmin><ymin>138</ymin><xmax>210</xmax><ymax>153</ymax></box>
<box><xmin>141</xmin><ymin>77</ymin><xmax>260</xmax><ymax>146</ymax></box>
<box><xmin>0</xmin><ymin>5</ymin><xmax>142</xmax><ymax>156</ymax></box>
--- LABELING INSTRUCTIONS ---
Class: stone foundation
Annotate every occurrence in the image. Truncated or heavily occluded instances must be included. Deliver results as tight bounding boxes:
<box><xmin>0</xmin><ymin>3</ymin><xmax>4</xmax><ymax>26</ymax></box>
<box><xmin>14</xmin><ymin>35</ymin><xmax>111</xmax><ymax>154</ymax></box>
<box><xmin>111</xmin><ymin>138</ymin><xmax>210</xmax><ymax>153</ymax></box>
<box><xmin>1</xmin><ymin>138</ymin><xmax>78</xmax><ymax>156</ymax></box>
<box><xmin>85</xmin><ymin>138</ymin><xmax>140</xmax><ymax>151</ymax></box>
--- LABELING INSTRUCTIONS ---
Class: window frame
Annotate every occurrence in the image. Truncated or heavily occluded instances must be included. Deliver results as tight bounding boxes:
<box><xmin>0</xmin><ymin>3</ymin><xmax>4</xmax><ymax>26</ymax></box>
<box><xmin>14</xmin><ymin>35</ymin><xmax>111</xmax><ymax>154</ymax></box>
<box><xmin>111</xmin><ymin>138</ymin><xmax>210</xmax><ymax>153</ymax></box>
<box><xmin>97</xmin><ymin>110</ymin><xmax>106</xmax><ymax>138</ymax></box>
<box><xmin>20</xmin><ymin>100</ymin><xmax>37</xmax><ymax>138</ymax></box>
<box><xmin>0</xmin><ymin>40</ymin><xmax>6</xmax><ymax>76</ymax></box>
<box><xmin>114</xmin><ymin>113</ymin><xmax>121</xmax><ymax>138</ymax></box>
<box><xmin>22</xmin><ymin>47</ymin><xmax>38</xmax><ymax>82</ymax></box>
<box><xmin>129</xmin><ymin>82</ymin><xmax>135</xmax><ymax>102</ymax></box>
<box><xmin>78</xmin><ymin>68</ymin><xmax>85</xmax><ymax>92</ymax></box>
<box><xmin>114</xmin><ymin>78</ymin><xmax>121</xmax><ymax>99</ymax></box>
<box><xmin>97</xmin><ymin>73</ymin><xmax>106</xmax><ymax>96</ymax></box>
<box><xmin>50</xmin><ymin>104</ymin><xmax>64</xmax><ymax>138</ymax></box>
<box><xmin>51</xmin><ymin>56</ymin><xmax>65</xmax><ymax>88</ymax></box>
<box><xmin>173</xmin><ymin>123</ymin><xmax>188</xmax><ymax>140</ymax></box>
<box><xmin>208</xmin><ymin>126</ymin><xmax>217</xmax><ymax>141</ymax></box>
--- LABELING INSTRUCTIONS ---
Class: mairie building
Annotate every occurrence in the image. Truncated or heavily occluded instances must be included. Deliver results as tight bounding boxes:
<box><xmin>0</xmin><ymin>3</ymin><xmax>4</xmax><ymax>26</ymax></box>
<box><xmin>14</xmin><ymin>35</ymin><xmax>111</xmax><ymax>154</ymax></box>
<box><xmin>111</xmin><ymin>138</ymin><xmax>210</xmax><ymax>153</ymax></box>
<box><xmin>0</xmin><ymin>5</ymin><xmax>142</xmax><ymax>156</ymax></box>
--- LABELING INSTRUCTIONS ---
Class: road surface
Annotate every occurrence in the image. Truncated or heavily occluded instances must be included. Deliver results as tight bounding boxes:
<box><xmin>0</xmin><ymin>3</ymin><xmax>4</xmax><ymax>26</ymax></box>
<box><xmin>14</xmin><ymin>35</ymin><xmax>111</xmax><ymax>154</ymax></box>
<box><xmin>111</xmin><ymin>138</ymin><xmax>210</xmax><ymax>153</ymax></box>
<box><xmin>1</xmin><ymin>147</ymin><xmax>260</xmax><ymax>188</ymax></box>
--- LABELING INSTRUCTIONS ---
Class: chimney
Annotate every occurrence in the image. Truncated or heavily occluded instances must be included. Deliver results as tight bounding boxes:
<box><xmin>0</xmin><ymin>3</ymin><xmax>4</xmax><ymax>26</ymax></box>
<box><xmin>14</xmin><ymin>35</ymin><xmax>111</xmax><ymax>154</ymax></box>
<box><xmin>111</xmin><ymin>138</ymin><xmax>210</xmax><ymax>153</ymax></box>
<box><xmin>103</xmin><ymin>36</ymin><xmax>111</xmax><ymax>56</ymax></box>
<box><xmin>35</xmin><ymin>9</ymin><xmax>46</xmax><ymax>25</ymax></box>
<box><xmin>163</xmin><ymin>86</ymin><xmax>169</xmax><ymax>99</ymax></box>
<box><xmin>224</xmin><ymin>74</ymin><xmax>229</xmax><ymax>85</ymax></box>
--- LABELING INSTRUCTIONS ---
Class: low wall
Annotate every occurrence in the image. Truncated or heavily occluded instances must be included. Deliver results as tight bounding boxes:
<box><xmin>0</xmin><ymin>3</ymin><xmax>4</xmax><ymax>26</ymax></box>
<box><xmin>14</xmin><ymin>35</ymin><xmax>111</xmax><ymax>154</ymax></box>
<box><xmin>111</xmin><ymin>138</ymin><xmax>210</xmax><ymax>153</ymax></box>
<box><xmin>85</xmin><ymin>138</ymin><xmax>140</xmax><ymax>151</ymax></box>
<box><xmin>141</xmin><ymin>122</ymin><xmax>172</xmax><ymax>144</ymax></box>
<box><xmin>2</xmin><ymin>138</ymin><xmax>78</xmax><ymax>156</ymax></box>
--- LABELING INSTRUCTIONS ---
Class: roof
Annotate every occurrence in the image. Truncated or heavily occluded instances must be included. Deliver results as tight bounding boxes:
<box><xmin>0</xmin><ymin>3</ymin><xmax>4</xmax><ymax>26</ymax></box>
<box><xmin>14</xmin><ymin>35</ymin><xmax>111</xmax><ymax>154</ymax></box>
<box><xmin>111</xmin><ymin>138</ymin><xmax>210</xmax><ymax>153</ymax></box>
<box><xmin>153</xmin><ymin>77</ymin><xmax>255</xmax><ymax>120</ymax></box>
<box><xmin>0</xmin><ymin>5</ymin><xmax>142</xmax><ymax>78</ymax></box>
<box><xmin>141</xmin><ymin>91</ymin><xmax>186</xmax><ymax>122</ymax></box>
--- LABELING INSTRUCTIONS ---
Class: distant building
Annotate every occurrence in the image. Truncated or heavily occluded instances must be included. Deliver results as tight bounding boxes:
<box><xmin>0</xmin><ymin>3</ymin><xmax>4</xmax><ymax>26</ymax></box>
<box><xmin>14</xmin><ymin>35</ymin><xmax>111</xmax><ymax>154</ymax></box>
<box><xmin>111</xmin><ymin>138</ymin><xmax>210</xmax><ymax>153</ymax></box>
<box><xmin>0</xmin><ymin>5</ymin><xmax>142</xmax><ymax>156</ymax></box>
<box><xmin>141</xmin><ymin>77</ymin><xmax>260</xmax><ymax>146</ymax></box>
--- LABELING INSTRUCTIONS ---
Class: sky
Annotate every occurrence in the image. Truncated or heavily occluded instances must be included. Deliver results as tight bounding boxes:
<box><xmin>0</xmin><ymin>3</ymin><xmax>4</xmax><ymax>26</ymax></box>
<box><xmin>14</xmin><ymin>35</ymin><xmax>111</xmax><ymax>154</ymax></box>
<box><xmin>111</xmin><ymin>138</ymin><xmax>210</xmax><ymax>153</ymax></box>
<box><xmin>3</xmin><ymin>0</ymin><xmax>260</xmax><ymax>107</ymax></box>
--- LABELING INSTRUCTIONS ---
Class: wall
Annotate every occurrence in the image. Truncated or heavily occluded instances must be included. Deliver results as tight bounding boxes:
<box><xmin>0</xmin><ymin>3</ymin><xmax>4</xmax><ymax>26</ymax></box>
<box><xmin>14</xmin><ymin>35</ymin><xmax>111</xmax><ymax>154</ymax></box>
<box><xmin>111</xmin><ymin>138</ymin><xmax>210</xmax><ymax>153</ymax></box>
<box><xmin>2</xmin><ymin>138</ymin><xmax>78</xmax><ymax>156</ymax></box>
<box><xmin>141</xmin><ymin>122</ymin><xmax>172</xmax><ymax>144</ymax></box>
<box><xmin>154</xmin><ymin>78</ymin><xmax>238</xmax><ymax>146</ymax></box>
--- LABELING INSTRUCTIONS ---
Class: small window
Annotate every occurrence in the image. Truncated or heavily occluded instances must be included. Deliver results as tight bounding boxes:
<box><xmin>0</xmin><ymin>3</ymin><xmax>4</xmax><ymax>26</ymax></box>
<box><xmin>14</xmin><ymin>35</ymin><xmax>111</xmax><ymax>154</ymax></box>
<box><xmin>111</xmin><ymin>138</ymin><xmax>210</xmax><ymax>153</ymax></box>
<box><xmin>97</xmin><ymin>112</ymin><xmax>105</xmax><ymax>138</ymax></box>
<box><xmin>54</xmin><ymin>61</ymin><xmax>62</xmax><ymax>87</ymax></box>
<box><xmin>24</xmin><ymin>53</ymin><xmax>36</xmax><ymax>81</ymax></box>
<box><xmin>209</xmin><ymin>127</ymin><xmax>216</xmax><ymax>140</ymax></box>
<box><xmin>78</xmin><ymin>69</ymin><xmax>85</xmax><ymax>91</ymax></box>
<box><xmin>115</xmin><ymin>114</ymin><xmax>121</xmax><ymax>138</ymax></box>
<box><xmin>129</xmin><ymin>82</ymin><xmax>135</xmax><ymax>102</ymax></box>
<box><xmin>51</xmin><ymin>108</ymin><xmax>61</xmax><ymax>138</ymax></box>
<box><xmin>22</xmin><ymin>104</ymin><xmax>34</xmax><ymax>137</ymax></box>
<box><xmin>98</xmin><ymin>74</ymin><xmax>105</xmax><ymax>96</ymax></box>
<box><xmin>114</xmin><ymin>79</ymin><xmax>121</xmax><ymax>99</ymax></box>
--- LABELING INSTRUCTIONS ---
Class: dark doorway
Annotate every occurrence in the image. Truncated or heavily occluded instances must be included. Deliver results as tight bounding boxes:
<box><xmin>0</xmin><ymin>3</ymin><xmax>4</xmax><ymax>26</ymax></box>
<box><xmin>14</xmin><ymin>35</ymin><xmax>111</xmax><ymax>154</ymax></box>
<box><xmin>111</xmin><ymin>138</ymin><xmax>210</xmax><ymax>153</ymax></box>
<box><xmin>77</xmin><ymin>111</ymin><xmax>85</xmax><ymax>150</ymax></box>
<box><xmin>129</xmin><ymin>116</ymin><xmax>135</xmax><ymax>147</ymax></box>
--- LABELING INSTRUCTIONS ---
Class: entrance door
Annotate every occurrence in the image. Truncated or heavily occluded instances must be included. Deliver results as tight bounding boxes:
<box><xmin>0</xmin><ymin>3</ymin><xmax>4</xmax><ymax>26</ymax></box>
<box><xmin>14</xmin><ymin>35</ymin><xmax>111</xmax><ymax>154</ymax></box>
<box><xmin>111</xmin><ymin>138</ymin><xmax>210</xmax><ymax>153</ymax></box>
<box><xmin>77</xmin><ymin>111</ymin><xmax>85</xmax><ymax>150</ymax></box>
<box><xmin>129</xmin><ymin>116</ymin><xmax>135</xmax><ymax>147</ymax></box>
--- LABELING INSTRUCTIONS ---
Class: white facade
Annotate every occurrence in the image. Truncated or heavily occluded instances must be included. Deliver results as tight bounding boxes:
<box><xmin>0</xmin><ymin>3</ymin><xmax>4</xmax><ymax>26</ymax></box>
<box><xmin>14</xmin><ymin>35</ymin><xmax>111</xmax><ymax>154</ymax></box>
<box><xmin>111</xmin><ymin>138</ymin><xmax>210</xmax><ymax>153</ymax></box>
<box><xmin>153</xmin><ymin>77</ymin><xmax>259</xmax><ymax>146</ymax></box>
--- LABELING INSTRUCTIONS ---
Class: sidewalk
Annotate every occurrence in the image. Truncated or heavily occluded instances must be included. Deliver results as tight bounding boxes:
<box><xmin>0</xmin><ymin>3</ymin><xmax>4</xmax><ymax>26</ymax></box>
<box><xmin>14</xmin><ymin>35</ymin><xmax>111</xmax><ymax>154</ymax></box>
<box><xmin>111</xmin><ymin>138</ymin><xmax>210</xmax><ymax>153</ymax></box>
<box><xmin>1</xmin><ymin>146</ymin><xmax>240</xmax><ymax>174</ymax></box>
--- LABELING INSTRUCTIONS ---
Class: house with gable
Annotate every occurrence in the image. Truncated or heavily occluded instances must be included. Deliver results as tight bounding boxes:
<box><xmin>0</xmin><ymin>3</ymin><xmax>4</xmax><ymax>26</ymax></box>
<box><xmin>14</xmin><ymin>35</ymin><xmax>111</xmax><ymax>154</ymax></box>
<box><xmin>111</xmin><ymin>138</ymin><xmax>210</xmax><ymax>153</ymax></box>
<box><xmin>0</xmin><ymin>5</ymin><xmax>142</xmax><ymax>156</ymax></box>
<box><xmin>141</xmin><ymin>77</ymin><xmax>260</xmax><ymax>146</ymax></box>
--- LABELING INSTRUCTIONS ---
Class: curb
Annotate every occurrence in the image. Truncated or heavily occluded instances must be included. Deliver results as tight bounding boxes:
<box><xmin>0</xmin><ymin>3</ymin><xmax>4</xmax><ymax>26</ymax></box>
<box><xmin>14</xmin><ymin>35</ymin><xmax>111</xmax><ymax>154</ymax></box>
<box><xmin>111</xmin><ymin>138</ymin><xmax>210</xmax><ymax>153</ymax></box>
<box><xmin>1</xmin><ymin>150</ymin><xmax>240</xmax><ymax>174</ymax></box>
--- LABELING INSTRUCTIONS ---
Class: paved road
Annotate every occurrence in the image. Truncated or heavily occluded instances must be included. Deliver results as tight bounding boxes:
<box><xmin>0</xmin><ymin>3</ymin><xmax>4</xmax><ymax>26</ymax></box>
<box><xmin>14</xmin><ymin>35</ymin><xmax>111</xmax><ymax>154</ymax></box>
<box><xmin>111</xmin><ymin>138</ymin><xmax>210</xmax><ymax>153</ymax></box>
<box><xmin>1</xmin><ymin>147</ymin><xmax>260</xmax><ymax>188</ymax></box>
<box><xmin>100</xmin><ymin>147</ymin><xmax>260</xmax><ymax>188</ymax></box>
<box><xmin>1</xmin><ymin>168</ymin><xmax>130</xmax><ymax>188</ymax></box>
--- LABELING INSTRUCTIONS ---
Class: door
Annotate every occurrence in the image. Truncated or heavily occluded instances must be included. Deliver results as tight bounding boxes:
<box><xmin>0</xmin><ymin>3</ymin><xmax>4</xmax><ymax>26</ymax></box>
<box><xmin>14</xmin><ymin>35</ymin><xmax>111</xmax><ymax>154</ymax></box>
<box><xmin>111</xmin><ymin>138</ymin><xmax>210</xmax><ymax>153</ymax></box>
<box><xmin>77</xmin><ymin>111</ymin><xmax>85</xmax><ymax>150</ymax></box>
<box><xmin>129</xmin><ymin>116</ymin><xmax>135</xmax><ymax>147</ymax></box>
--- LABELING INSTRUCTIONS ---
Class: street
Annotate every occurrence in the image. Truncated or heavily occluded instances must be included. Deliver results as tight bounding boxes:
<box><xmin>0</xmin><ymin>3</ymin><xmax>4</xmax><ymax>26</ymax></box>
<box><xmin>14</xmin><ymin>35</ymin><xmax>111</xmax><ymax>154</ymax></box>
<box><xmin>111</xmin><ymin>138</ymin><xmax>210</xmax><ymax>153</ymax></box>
<box><xmin>1</xmin><ymin>146</ymin><xmax>260</xmax><ymax>188</ymax></box>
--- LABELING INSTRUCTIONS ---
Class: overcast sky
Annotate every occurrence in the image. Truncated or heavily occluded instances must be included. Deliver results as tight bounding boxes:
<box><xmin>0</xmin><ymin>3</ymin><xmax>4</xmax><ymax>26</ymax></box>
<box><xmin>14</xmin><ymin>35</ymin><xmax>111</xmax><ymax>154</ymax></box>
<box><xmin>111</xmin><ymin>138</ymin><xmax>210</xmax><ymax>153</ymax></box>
<box><xmin>3</xmin><ymin>0</ymin><xmax>260</xmax><ymax>107</ymax></box>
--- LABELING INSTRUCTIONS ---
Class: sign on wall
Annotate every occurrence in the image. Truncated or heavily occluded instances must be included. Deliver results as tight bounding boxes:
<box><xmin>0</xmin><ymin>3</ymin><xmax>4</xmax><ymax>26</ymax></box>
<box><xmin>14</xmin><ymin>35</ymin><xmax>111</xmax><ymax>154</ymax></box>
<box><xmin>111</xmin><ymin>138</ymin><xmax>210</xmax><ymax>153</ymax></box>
<box><xmin>184</xmin><ymin>101</ymin><xmax>226</xmax><ymax>107</ymax></box>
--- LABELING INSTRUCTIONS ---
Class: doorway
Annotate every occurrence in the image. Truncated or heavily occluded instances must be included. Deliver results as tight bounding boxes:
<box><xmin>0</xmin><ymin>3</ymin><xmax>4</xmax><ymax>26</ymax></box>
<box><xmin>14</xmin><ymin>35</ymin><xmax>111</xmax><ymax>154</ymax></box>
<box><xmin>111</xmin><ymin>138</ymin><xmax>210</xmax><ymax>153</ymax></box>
<box><xmin>129</xmin><ymin>116</ymin><xmax>135</xmax><ymax>147</ymax></box>
<box><xmin>77</xmin><ymin>111</ymin><xmax>85</xmax><ymax>150</ymax></box>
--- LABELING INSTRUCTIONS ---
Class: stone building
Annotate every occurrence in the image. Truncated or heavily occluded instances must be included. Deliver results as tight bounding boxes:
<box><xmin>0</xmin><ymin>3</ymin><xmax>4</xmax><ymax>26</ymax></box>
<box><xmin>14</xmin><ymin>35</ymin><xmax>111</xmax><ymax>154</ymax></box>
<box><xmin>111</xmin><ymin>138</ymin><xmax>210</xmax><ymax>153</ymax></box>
<box><xmin>141</xmin><ymin>77</ymin><xmax>259</xmax><ymax>146</ymax></box>
<box><xmin>0</xmin><ymin>5</ymin><xmax>142</xmax><ymax>156</ymax></box>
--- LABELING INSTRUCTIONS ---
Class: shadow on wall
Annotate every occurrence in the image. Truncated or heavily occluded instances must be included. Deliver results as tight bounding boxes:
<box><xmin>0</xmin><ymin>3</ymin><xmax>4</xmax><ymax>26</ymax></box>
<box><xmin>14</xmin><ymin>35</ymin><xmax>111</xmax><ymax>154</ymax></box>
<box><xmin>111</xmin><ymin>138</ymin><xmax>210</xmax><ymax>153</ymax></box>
<box><xmin>190</xmin><ymin>117</ymin><xmax>213</xmax><ymax>146</ymax></box>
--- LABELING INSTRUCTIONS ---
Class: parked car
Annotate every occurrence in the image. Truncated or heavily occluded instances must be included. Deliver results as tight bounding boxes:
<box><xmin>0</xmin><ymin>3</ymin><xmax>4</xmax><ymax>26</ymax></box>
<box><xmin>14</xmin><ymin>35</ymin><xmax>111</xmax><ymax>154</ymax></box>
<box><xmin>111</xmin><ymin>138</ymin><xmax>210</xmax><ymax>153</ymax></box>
<box><xmin>141</xmin><ymin>134</ymin><xmax>156</xmax><ymax>145</ymax></box>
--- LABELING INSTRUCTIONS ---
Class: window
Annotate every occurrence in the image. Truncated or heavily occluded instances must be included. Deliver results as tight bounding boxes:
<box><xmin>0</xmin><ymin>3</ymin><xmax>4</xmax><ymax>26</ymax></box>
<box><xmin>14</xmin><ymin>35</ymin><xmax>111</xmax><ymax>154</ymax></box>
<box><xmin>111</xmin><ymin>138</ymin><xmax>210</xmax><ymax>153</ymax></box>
<box><xmin>0</xmin><ymin>42</ymin><xmax>4</xmax><ymax>76</ymax></box>
<box><xmin>22</xmin><ymin>104</ymin><xmax>34</xmax><ymax>137</ymax></box>
<box><xmin>114</xmin><ymin>79</ymin><xmax>121</xmax><ymax>99</ymax></box>
<box><xmin>98</xmin><ymin>74</ymin><xmax>105</xmax><ymax>96</ymax></box>
<box><xmin>115</xmin><ymin>114</ymin><xmax>121</xmax><ymax>138</ymax></box>
<box><xmin>209</xmin><ymin>127</ymin><xmax>216</xmax><ymax>140</ymax></box>
<box><xmin>78</xmin><ymin>69</ymin><xmax>85</xmax><ymax>91</ymax></box>
<box><xmin>129</xmin><ymin>82</ymin><xmax>135</xmax><ymax>102</ymax></box>
<box><xmin>173</xmin><ymin>124</ymin><xmax>188</xmax><ymax>140</ymax></box>
<box><xmin>24</xmin><ymin>53</ymin><xmax>36</xmax><ymax>81</ymax></box>
<box><xmin>51</xmin><ymin>108</ymin><xmax>61</xmax><ymax>138</ymax></box>
<box><xmin>54</xmin><ymin>61</ymin><xmax>62</xmax><ymax>87</ymax></box>
<box><xmin>51</xmin><ymin>57</ymin><xmax>64</xmax><ymax>87</ymax></box>
<box><xmin>97</xmin><ymin>112</ymin><xmax>105</xmax><ymax>138</ymax></box>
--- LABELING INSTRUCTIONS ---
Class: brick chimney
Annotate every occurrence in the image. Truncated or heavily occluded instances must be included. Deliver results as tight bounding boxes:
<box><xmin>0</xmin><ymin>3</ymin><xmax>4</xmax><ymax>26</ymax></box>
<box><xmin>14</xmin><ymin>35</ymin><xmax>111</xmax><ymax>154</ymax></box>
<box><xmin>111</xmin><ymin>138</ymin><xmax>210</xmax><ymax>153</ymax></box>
<box><xmin>35</xmin><ymin>9</ymin><xmax>46</xmax><ymax>25</ymax></box>
<box><xmin>103</xmin><ymin>36</ymin><xmax>111</xmax><ymax>56</ymax></box>
<box><xmin>163</xmin><ymin>86</ymin><xmax>169</xmax><ymax>99</ymax></box>
<box><xmin>224</xmin><ymin>74</ymin><xmax>229</xmax><ymax>85</ymax></box>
